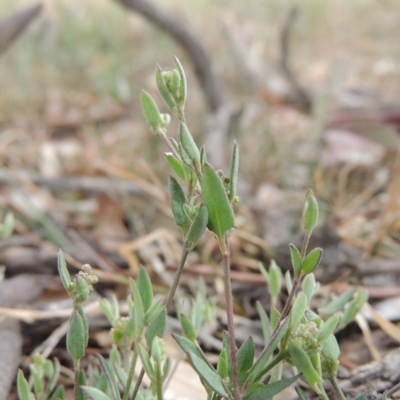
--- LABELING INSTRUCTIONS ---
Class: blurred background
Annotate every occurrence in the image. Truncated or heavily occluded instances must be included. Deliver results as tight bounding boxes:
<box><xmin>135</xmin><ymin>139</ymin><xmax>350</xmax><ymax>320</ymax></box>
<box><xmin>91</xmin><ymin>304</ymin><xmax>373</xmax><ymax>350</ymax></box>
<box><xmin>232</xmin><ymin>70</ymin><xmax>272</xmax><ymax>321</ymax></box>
<box><xmin>1</xmin><ymin>0</ymin><xmax>400</xmax><ymax>398</ymax></box>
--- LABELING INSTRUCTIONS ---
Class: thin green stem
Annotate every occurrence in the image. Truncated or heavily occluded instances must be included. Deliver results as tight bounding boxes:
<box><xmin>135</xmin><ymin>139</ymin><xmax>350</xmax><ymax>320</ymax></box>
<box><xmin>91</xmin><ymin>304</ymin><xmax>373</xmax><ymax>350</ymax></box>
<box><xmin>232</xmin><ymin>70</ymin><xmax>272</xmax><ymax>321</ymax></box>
<box><xmin>221</xmin><ymin>235</ymin><xmax>241</xmax><ymax>400</ymax></box>
<box><xmin>164</xmin><ymin>246</ymin><xmax>189</xmax><ymax>310</ymax></box>
<box><xmin>73</xmin><ymin>360</ymin><xmax>81</xmax><ymax>400</ymax></box>
<box><xmin>131</xmin><ymin>246</ymin><xmax>189</xmax><ymax>399</ymax></box>
<box><xmin>155</xmin><ymin>362</ymin><xmax>163</xmax><ymax>400</ymax></box>
<box><xmin>123</xmin><ymin>344</ymin><xmax>139</xmax><ymax>400</ymax></box>
<box><xmin>329</xmin><ymin>375</ymin><xmax>347</xmax><ymax>400</ymax></box>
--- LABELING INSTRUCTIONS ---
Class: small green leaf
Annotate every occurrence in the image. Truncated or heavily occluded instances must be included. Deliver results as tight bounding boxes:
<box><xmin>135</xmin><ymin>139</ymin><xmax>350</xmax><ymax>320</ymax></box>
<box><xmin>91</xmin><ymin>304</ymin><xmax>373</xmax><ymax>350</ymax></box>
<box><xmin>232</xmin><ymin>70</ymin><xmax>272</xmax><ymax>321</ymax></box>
<box><xmin>128</xmin><ymin>278</ymin><xmax>145</xmax><ymax>339</ymax></box>
<box><xmin>152</xmin><ymin>336</ymin><xmax>166</xmax><ymax>363</ymax></box>
<box><xmin>1</xmin><ymin>212</ymin><xmax>14</xmax><ymax>238</ymax></box>
<box><xmin>288</xmin><ymin>341</ymin><xmax>322</xmax><ymax>390</ymax></box>
<box><xmin>302</xmin><ymin>189</ymin><xmax>319</xmax><ymax>233</ymax></box>
<box><xmin>138</xmin><ymin>344</ymin><xmax>155</xmax><ymax>380</ymax></box>
<box><xmin>200</xmin><ymin>145</ymin><xmax>207</xmax><ymax>167</ymax></box>
<box><xmin>243</xmin><ymin>374</ymin><xmax>300</xmax><ymax>400</ymax></box>
<box><xmin>141</xmin><ymin>90</ymin><xmax>163</xmax><ymax>132</ymax></box>
<box><xmin>321</xmin><ymin>334</ymin><xmax>340</xmax><ymax>373</ymax></box>
<box><xmin>144</xmin><ymin>297</ymin><xmax>163</xmax><ymax>325</ymax></box>
<box><xmin>80</xmin><ymin>387</ymin><xmax>112</xmax><ymax>400</ymax></box>
<box><xmin>66</xmin><ymin>310</ymin><xmax>86</xmax><ymax>363</ymax></box>
<box><xmin>50</xmin><ymin>386</ymin><xmax>65</xmax><ymax>400</ymax></box>
<box><xmin>155</xmin><ymin>64</ymin><xmax>177</xmax><ymax>114</ymax></box>
<box><xmin>290</xmin><ymin>292</ymin><xmax>308</xmax><ymax>329</ymax></box>
<box><xmin>137</xmin><ymin>266</ymin><xmax>153</xmax><ymax>313</ymax></box>
<box><xmin>169</xmin><ymin>176</ymin><xmax>190</xmax><ymax>234</ymax></box>
<box><xmin>285</xmin><ymin>270</ymin><xmax>293</xmax><ymax>294</ymax></box>
<box><xmin>180</xmin><ymin>313</ymin><xmax>197</xmax><ymax>342</ymax></box>
<box><xmin>228</xmin><ymin>141</ymin><xmax>239</xmax><ymax>202</ymax></box>
<box><xmin>237</xmin><ymin>336</ymin><xmax>255</xmax><ymax>384</ymax></box>
<box><xmin>77</xmin><ymin>305</ymin><xmax>88</xmax><ymax>347</ymax></box>
<box><xmin>17</xmin><ymin>370</ymin><xmax>32</xmax><ymax>400</ymax></box>
<box><xmin>318</xmin><ymin>313</ymin><xmax>340</xmax><ymax>343</ymax></box>
<box><xmin>188</xmin><ymin>352</ymin><xmax>228</xmax><ymax>397</ymax></box>
<box><xmin>289</xmin><ymin>244</ymin><xmax>302</xmax><ymax>275</ymax></box>
<box><xmin>320</xmin><ymin>288</ymin><xmax>356</xmax><ymax>316</ymax></box>
<box><xmin>169</xmin><ymin>69</ymin><xmax>181</xmax><ymax>97</ymax></box>
<box><xmin>342</xmin><ymin>290</ymin><xmax>368</xmax><ymax>326</ymax></box>
<box><xmin>201</xmin><ymin>163</ymin><xmax>235</xmax><ymax>242</ymax></box>
<box><xmin>268</xmin><ymin>260</ymin><xmax>282</xmax><ymax>299</ymax></box>
<box><xmin>302</xmin><ymin>273</ymin><xmax>317</xmax><ymax>303</ymax></box>
<box><xmin>256</xmin><ymin>301</ymin><xmax>272</xmax><ymax>343</ymax></box>
<box><xmin>98</xmin><ymin>354</ymin><xmax>119</xmax><ymax>400</ymax></box>
<box><xmin>173</xmin><ymin>56</ymin><xmax>187</xmax><ymax>107</ymax></box>
<box><xmin>217</xmin><ymin>348</ymin><xmax>229</xmax><ymax>379</ymax></box>
<box><xmin>165</xmin><ymin>153</ymin><xmax>185</xmax><ymax>181</ymax></box>
<box><xmin>179</xmin><ymin>123</ymin><xmax>201</xmax><ymax>169</ymax></box>
<box><xmin>185</xmin><ymin>204</ymin><xmax>208</xmax><ymax>250</ymax></box>
<box><xmin>57</xmin><ymin>250</ymin><xmax>71</xmax><ymax>292</ymax></box>
<box><xmin>301</xmin><ymin>248</ymin><xmax>323</xmax><ymax>275</ymax></box>
<box><xmin>145</xmin><ymin>308</ymin><xmax>167</xmax><ymax>348</ymax></box>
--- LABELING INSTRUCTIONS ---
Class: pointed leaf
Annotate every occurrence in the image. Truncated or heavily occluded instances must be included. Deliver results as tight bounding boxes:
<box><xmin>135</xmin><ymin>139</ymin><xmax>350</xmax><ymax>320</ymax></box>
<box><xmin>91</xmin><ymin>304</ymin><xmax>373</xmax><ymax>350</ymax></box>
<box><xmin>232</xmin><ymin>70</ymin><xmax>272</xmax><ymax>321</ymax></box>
<box><xmin>137</xmin><ymin>266</ymin><xmax>153</xmax><ymax>313</ymax></box>
<box><xmin>301</xmin><ymin>248</ymin><xmax>323</xmax><ymax>275</ymax></box>
<box><xmin>318</xmin><ymin>313</ymin><xmax>340</xmax><ymax>343</ymax></box>
<box><xmin>179</xmin><ymin>123</ymin><xmax>201</xmax><ymax>168</ymax></box>
<box><xmin>50</xmin><ymin>386</ymin><xmax>65</xmax><ymax>400</ymax></box>
<box><xmin>67</xmin><ymin>310</ymin><xmax>86</xmax><ymax>363</ymax></box>
<box><xmin>165</xmin><ymin>153</ymin><xmax>185</xmax><ymax>180</ymax></box>
<box><xmin>145</xmin><ymin>308</ymin><xmax>167</xmax><ymax>348</ymax></box>
<box><xmin>217</xmin><ymin>348</ymin><xmax>229</xmax><ymax>379</ymax></box>
<box><xmin>180</xmin><ymin>313</ymin><xmax>197</xmax><ymax>342</ymax></box>
<box><xmin>169</xmin><ymin>176</ymin><xmax>189</xmax><ymax>233</ymax></box>
<box><xmin>77</xmin><ymin>305</ymin><xmax>88</xmax><ymax>347</ymax></box>
<box><xmin>228</xmin><ymin>141</ymin><xmax>239</xmax><ymax>202</ymax></box>
<box><xmin>268</xmin><ymin>260</ymin><xmax>282</xmax><ymax>298</ymax></box>
<box><xmin>289</xmin><ymin>244</ymin><xmax>302</xmax><ymax>275</ymax></box>
<box><xmin>173</xmin><ymin>56</ymin><xmax>187</xmax><ymax>107</ymax></box>
<box><xmin>188</xmin><ymin>352</ymin><xmax>228</xmax><ymax>397</ymax></box>
<box><xmin>129</xmin><ymin>278</ymin><xmax>145</xmax><ymax>338</ymax></box>
<box><xmin>17</xmin><ymin>370</ymin><xmax>31</xmax><ymax>400</ymax></box>
<box><xmin>302</xmin><ymin>189</ymin><xmax>319</xmax><ymax>233</ymax></box>
<box><xmin>256</xmin><ymin>301</ymin><xmax>272</xmax><ymax>343</ymax></box>
<box><xmin>185</xmin><ymin>204</ymin><xmax>208</xmax><ymax>250</ymax></box>
<box><xmin>201</xmin><ymin>163</ymin><xmax>234</xmax><ymax>241</ymax></box>
<box><xmin>290</xmin><ymin>292</ymin><xmax>308</xmax><ymax>329</ymax></box>
<box><xmin>141</xmin><ymin>90</ymin><xmax>163</xmax><ymax>131</ymax></box>
<box><xmin>243</xmin><ymin>374</ymin><xmax>300</xmax><ymax>400</ymax></box>
<box><xmin>138</xmin><ymin>344</ymin><xmax>155</xmax><ymax>380</ymax></box>
<box><xmin>80</xmin><ymin>387</ymin><xmax>112</xmax><ymax>400</ymax></box>
<box><xmin>288</xmin><ymin>341</ymin><xmax>321</xmax><ymax>389</ymax></box>
<box><xmin>155</xmin><ymin>64</ymin><xmax>177</xmax><ymax>113</ymax></box>
<box><xmin>98</xmin><ymin>354</ymin><xmax>120</xmax><ymax>400</ymax></box>
<box><xmin>320</xmin><ymin>288</ymin><xmax>356</xmax><ymax>316</ymax></box>
<box><xmin>57</xmin><ymin>250</ymin><xmax>71</xmax><ymax>292</ymax></box>
<box><xmin>237</xmin><ymin>336</ymin><xmax>255</xmax><ymax>384</ymax></box>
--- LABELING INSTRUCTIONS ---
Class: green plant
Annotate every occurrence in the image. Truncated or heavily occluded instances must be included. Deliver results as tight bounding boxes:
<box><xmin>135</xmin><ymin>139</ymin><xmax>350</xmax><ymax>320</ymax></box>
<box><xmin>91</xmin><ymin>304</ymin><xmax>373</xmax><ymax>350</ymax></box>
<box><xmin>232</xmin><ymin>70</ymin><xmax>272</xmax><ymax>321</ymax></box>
<box><xmin>17</xmin><ymin>58</ymin><xmax>370</xmax><ymax>400</ymax></box>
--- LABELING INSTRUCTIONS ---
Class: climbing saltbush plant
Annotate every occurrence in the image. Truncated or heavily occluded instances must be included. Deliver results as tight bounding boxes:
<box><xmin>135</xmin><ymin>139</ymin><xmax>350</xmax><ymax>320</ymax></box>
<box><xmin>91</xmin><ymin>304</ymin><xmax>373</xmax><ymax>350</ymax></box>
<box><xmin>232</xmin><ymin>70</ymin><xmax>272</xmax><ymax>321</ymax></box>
<box><xmin>16</xmin><ymin>58</ymin><xmax>372</xmax><ymax>400</ymax></box>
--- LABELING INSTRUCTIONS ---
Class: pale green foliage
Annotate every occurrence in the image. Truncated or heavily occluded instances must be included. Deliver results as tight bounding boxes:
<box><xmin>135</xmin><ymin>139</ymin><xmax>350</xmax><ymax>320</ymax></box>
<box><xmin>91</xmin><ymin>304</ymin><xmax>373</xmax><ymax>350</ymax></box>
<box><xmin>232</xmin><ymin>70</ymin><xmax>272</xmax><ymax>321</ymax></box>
<box><xmin>16</xmin><ymin>58</ymin><xmax>373</xmax><ymax>400</ymax></box>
